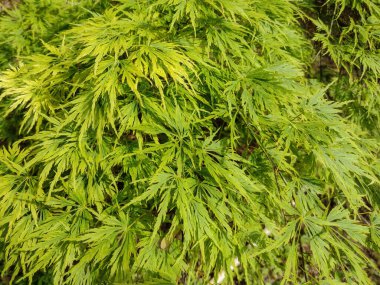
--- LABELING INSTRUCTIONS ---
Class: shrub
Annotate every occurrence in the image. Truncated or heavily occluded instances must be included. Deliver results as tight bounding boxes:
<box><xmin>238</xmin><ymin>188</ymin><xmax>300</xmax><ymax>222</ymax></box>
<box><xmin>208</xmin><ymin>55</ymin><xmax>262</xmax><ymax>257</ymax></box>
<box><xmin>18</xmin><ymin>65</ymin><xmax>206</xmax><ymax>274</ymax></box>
<box><xmin>0</xmin><ymin>0</ymin><xmax>379</xmax><ymax>284</ymax></box>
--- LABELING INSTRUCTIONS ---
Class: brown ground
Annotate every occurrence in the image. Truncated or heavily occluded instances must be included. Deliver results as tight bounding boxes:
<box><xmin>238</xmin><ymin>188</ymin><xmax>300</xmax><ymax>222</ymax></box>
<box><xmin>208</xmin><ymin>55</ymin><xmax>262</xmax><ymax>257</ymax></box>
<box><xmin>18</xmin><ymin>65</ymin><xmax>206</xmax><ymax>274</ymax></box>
<box><xmin>0</xmin><ymin>0</ymin><xmax>19</xmax><ymax>11</ymax></box>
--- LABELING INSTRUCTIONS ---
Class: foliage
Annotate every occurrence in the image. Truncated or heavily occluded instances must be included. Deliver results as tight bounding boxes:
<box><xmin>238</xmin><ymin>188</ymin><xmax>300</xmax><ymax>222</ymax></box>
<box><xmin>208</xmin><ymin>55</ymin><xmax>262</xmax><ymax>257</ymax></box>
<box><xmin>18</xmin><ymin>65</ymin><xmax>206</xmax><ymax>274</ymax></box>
<box><xmin>0</xmin><ymin>0</ymin><xmax>379</xmax><ymax>284</ymax></box>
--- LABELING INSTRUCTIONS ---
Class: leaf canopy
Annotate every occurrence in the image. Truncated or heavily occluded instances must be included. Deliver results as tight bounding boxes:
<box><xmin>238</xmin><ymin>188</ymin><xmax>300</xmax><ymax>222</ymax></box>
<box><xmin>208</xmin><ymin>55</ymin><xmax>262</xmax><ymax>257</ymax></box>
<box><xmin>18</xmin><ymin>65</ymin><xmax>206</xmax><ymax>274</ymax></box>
<box><xmin>0</xmin><ymin>0</ymin><xmax>379</xmax><ymax>284</ymax></box>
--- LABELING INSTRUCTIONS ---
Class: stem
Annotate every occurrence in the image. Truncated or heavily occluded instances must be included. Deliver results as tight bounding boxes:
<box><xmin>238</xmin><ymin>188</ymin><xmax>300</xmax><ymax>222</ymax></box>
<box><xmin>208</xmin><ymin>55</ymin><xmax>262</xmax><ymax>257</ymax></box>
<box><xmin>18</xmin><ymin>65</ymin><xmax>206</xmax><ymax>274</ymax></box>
<box><xmin>298</xmin><ymin>236</ymin><xmax>308</xmax><ymax>282</ymax></box>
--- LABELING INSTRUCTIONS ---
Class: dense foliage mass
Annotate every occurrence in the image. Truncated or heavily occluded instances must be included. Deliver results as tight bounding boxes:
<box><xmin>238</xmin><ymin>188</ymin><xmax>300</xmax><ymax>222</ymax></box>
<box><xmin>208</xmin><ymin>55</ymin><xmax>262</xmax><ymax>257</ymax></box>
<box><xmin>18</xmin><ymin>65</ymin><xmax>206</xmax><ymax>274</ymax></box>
<box><xmin>0</xmin><ymin>0</ymin><xmax>379</xmax><ymax>284</ymax></box>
